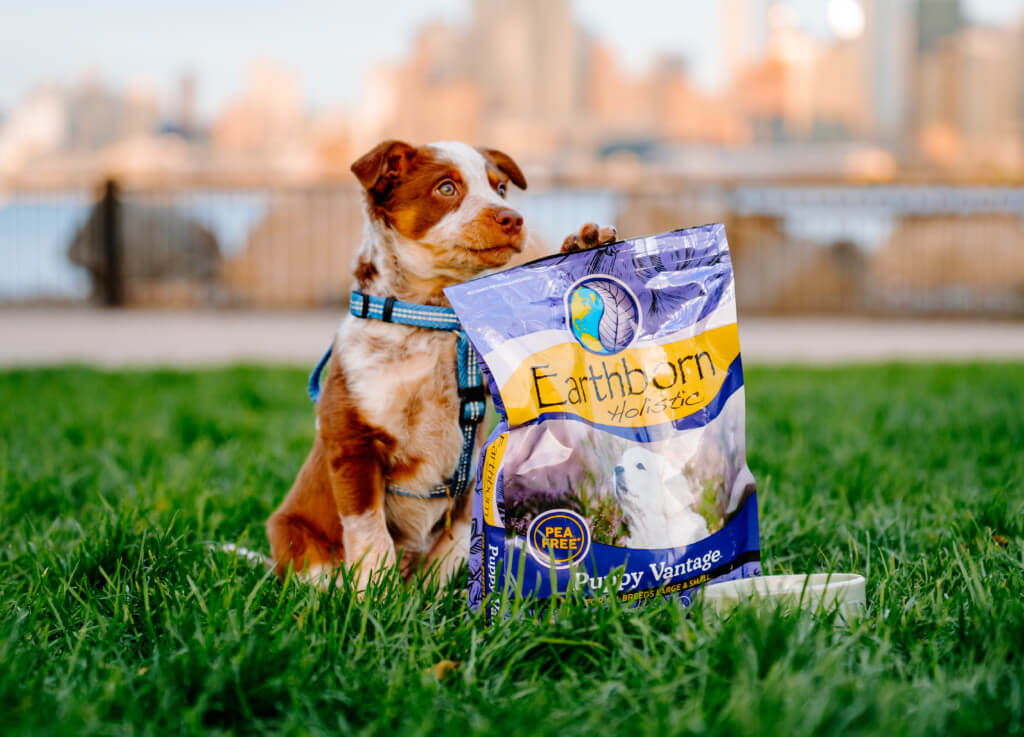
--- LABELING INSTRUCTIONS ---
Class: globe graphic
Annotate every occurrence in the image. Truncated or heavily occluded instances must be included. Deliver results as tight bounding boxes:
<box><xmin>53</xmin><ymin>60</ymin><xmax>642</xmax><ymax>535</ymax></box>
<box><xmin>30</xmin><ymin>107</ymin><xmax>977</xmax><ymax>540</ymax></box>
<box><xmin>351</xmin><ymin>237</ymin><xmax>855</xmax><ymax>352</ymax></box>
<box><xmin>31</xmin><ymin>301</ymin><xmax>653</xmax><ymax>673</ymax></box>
<box><xmin>567</xmin><ymin>279</ymin><xmax>639</xmax><ymax>354</ymax></box>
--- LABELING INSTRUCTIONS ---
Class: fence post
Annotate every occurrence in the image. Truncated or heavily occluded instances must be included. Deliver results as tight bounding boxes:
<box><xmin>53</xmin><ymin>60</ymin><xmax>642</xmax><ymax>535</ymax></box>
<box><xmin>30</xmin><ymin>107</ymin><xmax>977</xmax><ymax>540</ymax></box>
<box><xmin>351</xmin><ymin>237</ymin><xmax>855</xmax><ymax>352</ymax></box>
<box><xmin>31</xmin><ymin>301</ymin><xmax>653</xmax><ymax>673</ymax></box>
<box><xmin>100</xmin><ymin>178</ymin><xmax>124</xmax><ymax>307</ymax></box>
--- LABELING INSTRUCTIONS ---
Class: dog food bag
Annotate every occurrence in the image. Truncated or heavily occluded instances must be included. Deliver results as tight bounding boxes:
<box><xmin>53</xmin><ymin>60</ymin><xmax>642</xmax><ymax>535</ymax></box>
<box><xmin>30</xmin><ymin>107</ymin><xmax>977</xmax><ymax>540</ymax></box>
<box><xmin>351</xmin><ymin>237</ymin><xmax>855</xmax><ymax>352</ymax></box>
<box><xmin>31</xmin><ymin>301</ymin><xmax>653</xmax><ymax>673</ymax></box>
<box><xmin>444</xmin><ymin>224</ymin><xmax>760</xmax><ymax>614</ymax></box>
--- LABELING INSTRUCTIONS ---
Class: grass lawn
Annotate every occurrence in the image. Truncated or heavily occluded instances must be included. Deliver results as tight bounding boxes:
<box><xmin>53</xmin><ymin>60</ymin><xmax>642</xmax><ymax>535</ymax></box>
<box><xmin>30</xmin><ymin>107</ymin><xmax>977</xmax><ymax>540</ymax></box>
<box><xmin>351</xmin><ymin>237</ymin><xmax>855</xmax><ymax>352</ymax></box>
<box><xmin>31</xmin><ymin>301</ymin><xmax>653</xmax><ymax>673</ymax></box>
<box><xmin>1</xmin><ymin>363</ymin><xmax>1022</xmax><ymax>737</ymax></box>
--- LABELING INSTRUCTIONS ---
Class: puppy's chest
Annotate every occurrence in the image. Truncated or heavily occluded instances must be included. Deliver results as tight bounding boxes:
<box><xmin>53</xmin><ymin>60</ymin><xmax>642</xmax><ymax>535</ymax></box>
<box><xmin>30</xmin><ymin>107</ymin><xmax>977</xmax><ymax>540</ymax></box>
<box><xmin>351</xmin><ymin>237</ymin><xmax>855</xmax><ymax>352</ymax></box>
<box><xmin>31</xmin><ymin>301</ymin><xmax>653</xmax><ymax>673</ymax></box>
<box><xmin>344</xmin><ymin>326</ymin><xmax>460</xmax><ymax>442</ymax></box>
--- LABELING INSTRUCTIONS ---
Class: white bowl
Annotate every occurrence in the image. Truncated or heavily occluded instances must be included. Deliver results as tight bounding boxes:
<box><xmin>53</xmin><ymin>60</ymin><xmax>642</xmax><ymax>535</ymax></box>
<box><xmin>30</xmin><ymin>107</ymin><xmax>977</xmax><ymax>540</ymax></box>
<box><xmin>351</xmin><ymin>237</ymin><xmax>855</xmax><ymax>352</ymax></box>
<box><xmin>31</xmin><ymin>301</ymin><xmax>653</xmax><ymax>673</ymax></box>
<box><xmin>699</xmin><ymin>573</ymin><xmax>866</xmax><ymax>621</ymax></box>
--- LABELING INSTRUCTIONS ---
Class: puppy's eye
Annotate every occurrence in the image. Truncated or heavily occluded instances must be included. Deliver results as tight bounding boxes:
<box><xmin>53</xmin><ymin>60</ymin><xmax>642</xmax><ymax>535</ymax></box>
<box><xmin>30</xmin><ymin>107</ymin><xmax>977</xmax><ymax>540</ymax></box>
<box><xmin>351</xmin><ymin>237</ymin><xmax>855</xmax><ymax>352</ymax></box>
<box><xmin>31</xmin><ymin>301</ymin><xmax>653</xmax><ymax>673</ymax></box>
<box><xmin>436</xmin><ymin>181</ymin><xmax>457</xmax><ymax>197</ymax></box>
<box><xmin>497</xmin><ymin>182</ymin><xmax>507</xmax><ymax>197</ymax></box>
<box><xmin>636</xmin><ymin>463</ymin><xmax>646</xmax><ymax>471</ymax></box>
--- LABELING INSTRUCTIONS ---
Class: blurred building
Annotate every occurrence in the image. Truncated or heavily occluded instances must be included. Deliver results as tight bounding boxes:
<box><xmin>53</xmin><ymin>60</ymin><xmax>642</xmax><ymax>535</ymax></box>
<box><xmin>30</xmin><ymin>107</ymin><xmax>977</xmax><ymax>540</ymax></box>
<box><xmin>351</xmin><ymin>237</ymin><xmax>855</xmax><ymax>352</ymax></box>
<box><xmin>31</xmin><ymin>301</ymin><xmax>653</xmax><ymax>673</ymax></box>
<box><xmin>175</xmin><ymin>72</ymin><xmax>197</xmax><ymax>139</ymax></box>
<box><xmin>351</xmin><ymin>0</ymin><xmax>586</xmax><ymax>159</ymax></box>
<box><xmin>210</xmin><ymin>60</ymin><xmax>316</xmax><ymax>179</ymax></box>
<box><xmin>916</xmin><ymin>0</ymin><xmax>964</xmax><ymax>52</ymax></box>
<box><xmin>0</xmin><ymin>86</ymin><xmax>67</xmax><ymax>176</ymax></box>
<box><xmin>64</xmin><ymin>79</ymin><xmax>160</xmax><ymax>153</ymax></box>
<box><xmin>862</xmin><ymin>0</ymin><xmax>913</xmax><ymax>145</ymax></box>
<box><xmin>352</xmin><ymin>22</ymin><xmax>484</xmax><ymax>153</ymax></box>
<box><xmin>583</xmin><ymin>45</ymin><xmax>746</xmax><ymax>149</ymax></box>
<box><xmin>652</xmin><ymin>56</ymin><xmax>748</xmax><ymax>145</ymax></box>
<box><xmin>914</xmin><ymin>25</ymin><xmax>1022</xmax><ymax>172</ymax></box>
<box><xmin>471</xmin><ymin>0</ymin><xmax>583</xmax><ymax>150</ymax></box>
<box><xmin>724</xmin><ymin>0</ymin><xmax>755</xmax><ymax>84</ymax></box>
<box><xmin>352</xmin><ymin>0</ymin><xmax>750</xmax><ymax>168</ymax></box>
<box><xmin>812</xmin><ymin>35</ymin><xmax>873</xmax><ymax>140</ymax></box>
<box><xmin>212</xmin><ymin>61</ymin><xmax>306</xmax><ymax>153</ymax></box>
<box><xmin>1</xmin><ymin>0</ymin><xmax>1022</xmax><ymax>184</ymax></box>
<box><xmin>734</xmin><ymin>0</ymin><xmax>903</xmax><ymax>145</ymax></box>
<box><xmin>1018</xmin><ymin>15</ymin><xmax>1024</xmax><ymax>159</ymax></box>
<box><xmin>0</xmin><ymin>80</ymin><xmax>178</xmax><ymax>182</ymax></box>
<box><xmin>733</xmin><ymin>4</ymin><xmax>820</xmax><ymax>143</ymax></box>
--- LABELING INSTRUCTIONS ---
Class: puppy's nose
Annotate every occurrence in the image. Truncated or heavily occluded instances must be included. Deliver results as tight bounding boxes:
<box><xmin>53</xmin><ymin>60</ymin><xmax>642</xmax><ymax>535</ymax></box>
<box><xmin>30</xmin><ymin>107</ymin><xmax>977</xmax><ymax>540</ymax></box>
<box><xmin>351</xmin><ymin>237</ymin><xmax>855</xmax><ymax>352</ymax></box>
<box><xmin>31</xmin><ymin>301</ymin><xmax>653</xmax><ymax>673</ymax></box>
<box><xmin>493</xmin><ymin>207</ymin><xmax>523</xmax><ymax>234</ymax></box>
<box><xmin>614</xmin><ymin>465</ymin><xmax>624</xmax><ymax>477</ymax></box>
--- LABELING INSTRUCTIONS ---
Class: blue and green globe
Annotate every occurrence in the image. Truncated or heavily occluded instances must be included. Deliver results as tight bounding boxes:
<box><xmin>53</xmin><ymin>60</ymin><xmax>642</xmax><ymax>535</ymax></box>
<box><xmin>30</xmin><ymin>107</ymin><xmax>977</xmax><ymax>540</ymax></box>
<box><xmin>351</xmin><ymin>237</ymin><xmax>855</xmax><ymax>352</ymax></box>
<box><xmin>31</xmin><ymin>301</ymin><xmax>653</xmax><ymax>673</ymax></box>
<box><xmin>567</xmin><ymin>277</ymin><xmax>640</xmax><ymax>354</ymax></box>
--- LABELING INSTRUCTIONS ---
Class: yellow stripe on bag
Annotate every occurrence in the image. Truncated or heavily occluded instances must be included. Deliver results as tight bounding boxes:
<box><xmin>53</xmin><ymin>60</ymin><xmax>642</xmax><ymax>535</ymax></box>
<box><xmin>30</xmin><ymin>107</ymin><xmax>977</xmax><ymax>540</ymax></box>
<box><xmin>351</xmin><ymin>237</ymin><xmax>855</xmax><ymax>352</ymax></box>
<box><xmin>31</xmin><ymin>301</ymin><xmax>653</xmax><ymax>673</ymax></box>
<box><xmin>500</xmin><ymin>323</ymin><xmax>740</xmax><ymax>429</ymax></box>
<box><xmin>481</xmin><ymin>432</ymin><xmax>507</xmax><ymax>526</ymax></box>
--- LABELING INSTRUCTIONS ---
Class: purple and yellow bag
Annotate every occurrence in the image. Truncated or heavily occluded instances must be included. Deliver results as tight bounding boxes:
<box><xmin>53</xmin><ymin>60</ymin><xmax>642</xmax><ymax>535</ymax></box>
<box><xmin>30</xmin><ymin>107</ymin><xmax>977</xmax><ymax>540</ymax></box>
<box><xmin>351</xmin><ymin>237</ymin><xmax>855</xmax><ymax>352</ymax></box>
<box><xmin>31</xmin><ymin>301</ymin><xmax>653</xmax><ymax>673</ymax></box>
<box><xmin>445</xmin><ymin>224</ymin><xmax>760</xmax><ymax>614</ymax></box>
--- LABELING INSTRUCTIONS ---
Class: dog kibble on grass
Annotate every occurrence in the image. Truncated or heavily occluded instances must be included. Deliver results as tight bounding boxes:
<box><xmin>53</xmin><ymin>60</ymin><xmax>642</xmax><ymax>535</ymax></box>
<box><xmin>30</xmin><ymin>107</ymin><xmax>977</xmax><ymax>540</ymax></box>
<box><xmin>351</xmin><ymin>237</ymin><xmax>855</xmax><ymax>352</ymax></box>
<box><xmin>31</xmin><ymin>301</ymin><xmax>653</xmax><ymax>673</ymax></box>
<box><xmin>0</xmin><ymin>364</ymin><xmax>1021</xmax><ymax>737</ymax></box>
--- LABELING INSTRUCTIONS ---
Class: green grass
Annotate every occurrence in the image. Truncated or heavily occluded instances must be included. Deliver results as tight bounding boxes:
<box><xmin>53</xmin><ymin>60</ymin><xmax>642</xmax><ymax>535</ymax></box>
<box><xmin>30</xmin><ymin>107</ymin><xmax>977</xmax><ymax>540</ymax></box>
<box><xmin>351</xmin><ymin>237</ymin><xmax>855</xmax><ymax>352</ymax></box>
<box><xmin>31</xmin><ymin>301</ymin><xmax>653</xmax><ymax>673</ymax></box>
<box><xmin>1</xmin><ymin>363</ymin><xmax>1022</xmax><ymax>737</ymax></box>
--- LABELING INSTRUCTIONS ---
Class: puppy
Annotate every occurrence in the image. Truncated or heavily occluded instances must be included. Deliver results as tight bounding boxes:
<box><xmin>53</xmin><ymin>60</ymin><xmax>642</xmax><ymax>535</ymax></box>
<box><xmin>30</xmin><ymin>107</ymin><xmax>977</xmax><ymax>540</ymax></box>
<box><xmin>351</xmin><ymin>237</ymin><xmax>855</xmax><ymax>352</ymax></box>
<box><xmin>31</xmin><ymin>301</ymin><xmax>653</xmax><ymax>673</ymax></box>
<box><xmin>266</xmin><ymin>140</ymin><xmax>616</xmax><ymax>591</ymax></box>
<box><xmin>614</xmin><ymin>447</ymin><xmax>709</xmax><ymax>549</ymax></box>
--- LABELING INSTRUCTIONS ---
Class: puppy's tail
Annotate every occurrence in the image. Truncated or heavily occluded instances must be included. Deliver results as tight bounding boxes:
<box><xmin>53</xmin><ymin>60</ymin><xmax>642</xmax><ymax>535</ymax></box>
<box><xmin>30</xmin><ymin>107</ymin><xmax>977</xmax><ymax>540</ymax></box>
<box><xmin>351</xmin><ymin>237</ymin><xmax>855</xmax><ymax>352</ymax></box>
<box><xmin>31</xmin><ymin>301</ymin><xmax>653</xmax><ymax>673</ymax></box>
<box><xmin>207</xmin><ymin>542</ymin><xmax>274</xmax><ymax>572</ymax></box>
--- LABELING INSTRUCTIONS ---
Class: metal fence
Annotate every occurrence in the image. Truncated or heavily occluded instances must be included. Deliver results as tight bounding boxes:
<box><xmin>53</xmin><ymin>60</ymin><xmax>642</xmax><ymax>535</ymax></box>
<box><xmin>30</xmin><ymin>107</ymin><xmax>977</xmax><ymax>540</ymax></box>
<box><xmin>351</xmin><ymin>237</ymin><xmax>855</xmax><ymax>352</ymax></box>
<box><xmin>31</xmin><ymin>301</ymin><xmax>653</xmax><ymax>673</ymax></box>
<box><xmin>2</xmin><ymin>180</ymin><xmax>1023</xmax><ymax>316</ymax></box>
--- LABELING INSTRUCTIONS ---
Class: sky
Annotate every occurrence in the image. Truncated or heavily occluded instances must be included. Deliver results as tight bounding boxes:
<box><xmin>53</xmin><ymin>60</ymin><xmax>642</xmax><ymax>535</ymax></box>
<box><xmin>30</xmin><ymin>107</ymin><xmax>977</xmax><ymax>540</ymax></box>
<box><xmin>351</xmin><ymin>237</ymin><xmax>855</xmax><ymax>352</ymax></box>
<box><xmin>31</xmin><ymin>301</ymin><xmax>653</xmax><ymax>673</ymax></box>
<box><xmin>0</xmin><ymin>0</ymin><xmax>1021</xmax><ymax>121</ymax></box>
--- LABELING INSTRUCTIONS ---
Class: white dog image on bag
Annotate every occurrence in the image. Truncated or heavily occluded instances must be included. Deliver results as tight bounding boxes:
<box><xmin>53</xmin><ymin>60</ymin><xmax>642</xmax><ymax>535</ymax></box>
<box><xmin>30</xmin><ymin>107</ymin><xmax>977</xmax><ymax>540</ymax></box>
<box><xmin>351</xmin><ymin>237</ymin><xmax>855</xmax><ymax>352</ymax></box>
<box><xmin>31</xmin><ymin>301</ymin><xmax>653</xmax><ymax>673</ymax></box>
<box><xmin>614</xmin><ymin>447</ymin><xmax>709</xmax><ymax>549</ymax></box>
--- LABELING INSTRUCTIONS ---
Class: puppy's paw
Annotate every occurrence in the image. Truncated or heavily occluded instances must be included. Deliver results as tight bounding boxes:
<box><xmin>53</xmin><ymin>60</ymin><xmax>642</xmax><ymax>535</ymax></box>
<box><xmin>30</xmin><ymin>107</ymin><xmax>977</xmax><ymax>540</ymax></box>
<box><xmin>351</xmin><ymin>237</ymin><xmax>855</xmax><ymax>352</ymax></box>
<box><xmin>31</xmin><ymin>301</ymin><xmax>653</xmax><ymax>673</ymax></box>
<box><xmin>561</xmin><ymin>223</ymin><xmax>618</xmax><ymax>253</ymax></box>
<box><xmin>346</xmin><ymin>539</ymin><xmax>398</xmax><ymax>599</ymax></box>
<box><xmin>296</xmin><ymin>563</ymin><xmax>339</xmax><ymax>591</ymax></box>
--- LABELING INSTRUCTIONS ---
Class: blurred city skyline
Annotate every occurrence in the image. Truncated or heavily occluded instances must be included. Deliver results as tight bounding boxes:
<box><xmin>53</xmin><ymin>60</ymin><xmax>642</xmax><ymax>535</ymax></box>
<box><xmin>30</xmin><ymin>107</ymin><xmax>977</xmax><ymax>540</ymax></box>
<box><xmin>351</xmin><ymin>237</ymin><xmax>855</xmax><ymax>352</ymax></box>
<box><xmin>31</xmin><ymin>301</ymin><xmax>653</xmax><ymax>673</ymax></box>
<box><xmin>2</xmin><ymin>0</ymin><xmax>1021</xmax><ymax>115</ymax></box>
<box><xmin>3</xmin><ymin>0</ymin><xmax>1024</xmax><ymax>315</ymax></box>
<box><xmin>2</xmin><ymin>0</ymin><xmax>1023</xmax><ymax>183</ymax></box>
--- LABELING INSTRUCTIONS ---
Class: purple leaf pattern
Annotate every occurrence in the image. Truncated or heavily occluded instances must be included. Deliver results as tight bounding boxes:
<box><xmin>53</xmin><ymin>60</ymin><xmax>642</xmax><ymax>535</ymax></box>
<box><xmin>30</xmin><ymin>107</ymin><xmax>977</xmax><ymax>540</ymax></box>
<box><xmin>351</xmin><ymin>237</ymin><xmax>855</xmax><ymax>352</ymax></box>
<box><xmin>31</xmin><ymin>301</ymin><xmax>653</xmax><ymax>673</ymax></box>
<box><xmin>588</xmin><ymin>280</ymin><xmax>637</xmax><ymax>352</ymax></box>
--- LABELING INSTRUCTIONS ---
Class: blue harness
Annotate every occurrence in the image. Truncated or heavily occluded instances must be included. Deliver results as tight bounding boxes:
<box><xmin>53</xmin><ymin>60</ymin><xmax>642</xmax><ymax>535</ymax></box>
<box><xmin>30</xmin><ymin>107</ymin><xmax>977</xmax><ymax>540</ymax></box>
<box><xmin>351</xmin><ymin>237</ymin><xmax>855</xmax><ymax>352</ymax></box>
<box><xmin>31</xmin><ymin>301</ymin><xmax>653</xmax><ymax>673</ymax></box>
<box><xmin>307</xmin><ymin>291</ymin><xmax>486</xmax><ymax>501</ymax></box>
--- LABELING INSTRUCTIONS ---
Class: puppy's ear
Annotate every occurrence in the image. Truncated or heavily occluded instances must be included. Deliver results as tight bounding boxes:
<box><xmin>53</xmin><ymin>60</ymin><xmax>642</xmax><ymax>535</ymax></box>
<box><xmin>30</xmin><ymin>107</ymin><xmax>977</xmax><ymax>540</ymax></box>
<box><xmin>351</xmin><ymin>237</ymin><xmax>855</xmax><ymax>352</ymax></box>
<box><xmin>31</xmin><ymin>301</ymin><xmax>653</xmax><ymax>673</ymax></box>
<box><xmin>477</xmin><ymin>147</ymin><xmax>527</xmax><ymax>190</ymax></box>
<box><xmin>351</xmin><ymin>140</ymin><xmax>417</xmax><ymax>196</ymax></box>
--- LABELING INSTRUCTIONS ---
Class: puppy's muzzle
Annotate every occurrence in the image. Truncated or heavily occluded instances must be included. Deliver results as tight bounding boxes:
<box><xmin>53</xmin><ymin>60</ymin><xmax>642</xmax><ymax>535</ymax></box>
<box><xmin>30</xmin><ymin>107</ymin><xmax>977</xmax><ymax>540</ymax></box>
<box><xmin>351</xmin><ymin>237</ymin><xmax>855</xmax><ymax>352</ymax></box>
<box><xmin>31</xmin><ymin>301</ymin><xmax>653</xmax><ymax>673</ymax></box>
<box><xmin>492</xmin><ymin>207</ymin><xmax>523</xmax><ymax>236</ymax></box>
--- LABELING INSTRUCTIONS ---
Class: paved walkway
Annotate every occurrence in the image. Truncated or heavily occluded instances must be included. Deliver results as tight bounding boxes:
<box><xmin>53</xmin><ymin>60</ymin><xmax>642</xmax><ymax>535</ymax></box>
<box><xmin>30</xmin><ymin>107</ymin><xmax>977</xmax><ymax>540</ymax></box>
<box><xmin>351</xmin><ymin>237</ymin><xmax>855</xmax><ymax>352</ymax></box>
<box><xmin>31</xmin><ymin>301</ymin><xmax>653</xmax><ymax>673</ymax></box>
<box><xmin>1</xmin><ymin>309</ymin><xmax>1022</xmax><ymax>366</ymax></box>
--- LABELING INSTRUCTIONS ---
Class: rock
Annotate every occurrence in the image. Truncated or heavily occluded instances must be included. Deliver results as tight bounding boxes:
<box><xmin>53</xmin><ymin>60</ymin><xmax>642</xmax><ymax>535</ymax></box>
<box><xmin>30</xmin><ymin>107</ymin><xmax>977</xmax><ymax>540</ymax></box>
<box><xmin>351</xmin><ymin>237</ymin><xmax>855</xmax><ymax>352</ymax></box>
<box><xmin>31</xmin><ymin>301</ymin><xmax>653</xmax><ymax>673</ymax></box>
<box><xmin>68</xmin><ymin>198</ymin><xmax>220</xmax><ymax>306</ymax></box>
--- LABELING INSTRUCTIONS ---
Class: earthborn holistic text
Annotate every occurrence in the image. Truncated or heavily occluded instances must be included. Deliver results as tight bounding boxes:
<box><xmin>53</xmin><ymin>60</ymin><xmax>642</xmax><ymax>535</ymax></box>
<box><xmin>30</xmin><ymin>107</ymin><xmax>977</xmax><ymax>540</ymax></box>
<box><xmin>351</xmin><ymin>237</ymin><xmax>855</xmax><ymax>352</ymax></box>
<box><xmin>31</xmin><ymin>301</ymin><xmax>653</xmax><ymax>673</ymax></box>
<box><xmin>445</xmin><ymin>224</ymin><xmax>760</xmax><ymax>615</ymax></box>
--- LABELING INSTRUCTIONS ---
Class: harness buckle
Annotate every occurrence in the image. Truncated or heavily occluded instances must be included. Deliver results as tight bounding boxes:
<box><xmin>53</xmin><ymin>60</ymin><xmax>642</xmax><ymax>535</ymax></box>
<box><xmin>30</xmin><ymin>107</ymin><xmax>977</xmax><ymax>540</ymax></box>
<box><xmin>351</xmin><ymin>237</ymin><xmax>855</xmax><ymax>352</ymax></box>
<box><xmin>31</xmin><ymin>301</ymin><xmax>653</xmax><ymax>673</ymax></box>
<box><xmin>457</xmin><ymin>385</ymin><xmax>486</xmax><ymax>402</ymax></box>
<box><xmin>381</xmin><ymin>296</ymin><xmax>396</xmax><ymax>322</ymax></box>
<box><xmin>458</xmin><ymin>385</ymin><xmax>487</xmax><ymax>423</ymax></box>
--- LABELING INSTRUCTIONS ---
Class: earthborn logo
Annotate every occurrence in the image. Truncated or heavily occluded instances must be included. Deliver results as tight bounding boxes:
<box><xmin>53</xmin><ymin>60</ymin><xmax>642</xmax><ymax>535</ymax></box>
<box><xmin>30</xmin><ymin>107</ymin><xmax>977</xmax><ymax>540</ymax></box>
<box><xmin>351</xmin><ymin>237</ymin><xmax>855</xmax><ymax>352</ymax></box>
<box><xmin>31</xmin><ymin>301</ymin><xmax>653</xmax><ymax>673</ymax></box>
<box><xmin>526</xmin><ymin>509</ymin><xmax>592</xmax><ymax>569</ymax></box>
<box><xmin>566</xmin><ymin>276</ymin><xmax>641</xmax><ymax>355</ymax></box>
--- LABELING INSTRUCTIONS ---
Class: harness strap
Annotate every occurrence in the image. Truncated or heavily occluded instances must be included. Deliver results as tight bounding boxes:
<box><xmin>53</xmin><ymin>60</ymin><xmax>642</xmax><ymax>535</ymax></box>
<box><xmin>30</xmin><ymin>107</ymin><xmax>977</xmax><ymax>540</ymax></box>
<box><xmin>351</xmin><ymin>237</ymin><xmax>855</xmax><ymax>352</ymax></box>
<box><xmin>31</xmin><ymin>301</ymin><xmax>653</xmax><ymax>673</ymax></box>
<box><xmin>349</xmin><ymin>292</ymin><xmax>461</xmax><ymax>330</ymax></box>
<box><xmin>308</xmin><ymin>346</ymin><xmax>334</xmax><ymax>403</ymax></box>
<box><xmin>307</xmin><ymin>291</ymin><xmax>485</xmax><ymax>501</ymax></box>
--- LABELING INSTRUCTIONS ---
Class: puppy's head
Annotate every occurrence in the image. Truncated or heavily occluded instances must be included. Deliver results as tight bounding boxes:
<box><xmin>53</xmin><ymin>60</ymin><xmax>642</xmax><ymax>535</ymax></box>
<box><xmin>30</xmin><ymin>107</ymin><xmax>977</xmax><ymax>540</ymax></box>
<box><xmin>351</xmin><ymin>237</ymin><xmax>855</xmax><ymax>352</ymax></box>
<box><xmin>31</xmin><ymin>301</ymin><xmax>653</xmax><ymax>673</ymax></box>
<box><xmin>614</xmin><ymin>447</ymin><xmax>665</xmax><ymax>513</ymax></box>
<box><xmin>351</xmin><ymin>140</ymin><xmax>528</xmax><ymax>279</ymax></box>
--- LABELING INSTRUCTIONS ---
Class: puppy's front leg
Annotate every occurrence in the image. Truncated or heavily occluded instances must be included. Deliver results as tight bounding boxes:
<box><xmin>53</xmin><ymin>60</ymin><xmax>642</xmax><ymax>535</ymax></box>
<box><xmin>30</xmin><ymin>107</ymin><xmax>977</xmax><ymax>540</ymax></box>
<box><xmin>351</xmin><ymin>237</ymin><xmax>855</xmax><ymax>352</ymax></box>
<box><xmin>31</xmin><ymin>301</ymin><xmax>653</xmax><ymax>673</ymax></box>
<box><xmin>318</xmin><ymin>371</ymin><xmax>397</xmax><ymax>593</ymax></box>
<box><xmin>327</xmin><ymin>450</ymin><xmax>396</xmax><ymax>593</ymax></box>
<box><xmin>561</xmin><ymin>222</ymin><xmax>618</xmax><ymax>253</ymax></box>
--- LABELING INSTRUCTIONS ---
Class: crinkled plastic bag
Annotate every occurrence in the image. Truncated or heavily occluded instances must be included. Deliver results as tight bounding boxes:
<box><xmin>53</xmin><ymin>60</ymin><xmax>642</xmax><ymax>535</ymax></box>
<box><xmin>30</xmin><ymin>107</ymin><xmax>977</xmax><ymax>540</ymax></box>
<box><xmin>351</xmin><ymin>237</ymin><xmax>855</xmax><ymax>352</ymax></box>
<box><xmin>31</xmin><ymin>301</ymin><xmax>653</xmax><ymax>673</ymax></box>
<box><xmin>445</xmin><ymin>224</ymin><xmax>759</xmax><ymax>614</ymax></box>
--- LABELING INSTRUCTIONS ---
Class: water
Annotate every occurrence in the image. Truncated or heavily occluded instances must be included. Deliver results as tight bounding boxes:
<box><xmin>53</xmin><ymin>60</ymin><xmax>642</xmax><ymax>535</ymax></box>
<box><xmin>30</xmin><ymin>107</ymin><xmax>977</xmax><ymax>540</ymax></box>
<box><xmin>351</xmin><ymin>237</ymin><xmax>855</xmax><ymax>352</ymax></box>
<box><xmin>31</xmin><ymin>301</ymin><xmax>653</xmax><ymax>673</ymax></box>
<box><xmin>734</xmin><ymin>185</ymin><xmax>1024</xmax><ymax>251</ymax></box>
<box><xmin>0</xmin><ymin>192</ymin><xmax>92</xmax><ymax>298</ymax></box>
<box><xmin>0</xmin><ymin>190</ymin><xmax>269</xmax><ymax>299</ymax></box>
<box><xmin>2</xmin><ymin>185</ymin><xmax>1022</xmax><ymax>301</ymax></box>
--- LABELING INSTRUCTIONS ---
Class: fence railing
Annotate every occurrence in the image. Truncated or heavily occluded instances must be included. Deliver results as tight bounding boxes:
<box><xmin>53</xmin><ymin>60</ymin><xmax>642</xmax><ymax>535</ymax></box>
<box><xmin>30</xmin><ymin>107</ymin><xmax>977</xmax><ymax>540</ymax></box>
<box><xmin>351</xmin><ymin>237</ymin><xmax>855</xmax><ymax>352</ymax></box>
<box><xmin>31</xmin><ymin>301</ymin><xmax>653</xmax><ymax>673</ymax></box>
<box><xmin>2</xmin><ymin>181</ymin><xmax>1023</xmax><ymax>316</ymax></box>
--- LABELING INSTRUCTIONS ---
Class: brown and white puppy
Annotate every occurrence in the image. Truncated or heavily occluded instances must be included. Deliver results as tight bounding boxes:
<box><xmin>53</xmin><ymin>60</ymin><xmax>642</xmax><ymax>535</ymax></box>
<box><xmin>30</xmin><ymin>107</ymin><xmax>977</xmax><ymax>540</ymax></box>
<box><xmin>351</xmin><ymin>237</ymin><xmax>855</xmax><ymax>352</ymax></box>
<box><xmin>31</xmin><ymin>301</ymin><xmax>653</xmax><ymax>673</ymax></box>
<box><xmin>266</xmin><ymin>140</ymin><xmax>616</xmax><ymax>591</ymax></box>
